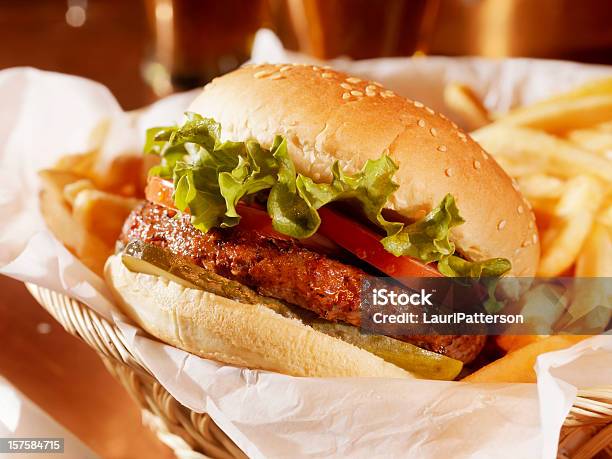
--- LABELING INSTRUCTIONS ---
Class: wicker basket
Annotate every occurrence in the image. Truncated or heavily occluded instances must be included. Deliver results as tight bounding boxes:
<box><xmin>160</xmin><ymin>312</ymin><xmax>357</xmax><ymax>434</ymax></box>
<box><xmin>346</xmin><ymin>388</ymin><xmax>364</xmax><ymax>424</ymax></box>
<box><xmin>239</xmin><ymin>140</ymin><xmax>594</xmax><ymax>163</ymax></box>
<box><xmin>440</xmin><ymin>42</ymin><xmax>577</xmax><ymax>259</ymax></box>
<box><xmin>25</xmin><ymin>283</ymin><xmax>612</xmax><ymax>459</ymax></box>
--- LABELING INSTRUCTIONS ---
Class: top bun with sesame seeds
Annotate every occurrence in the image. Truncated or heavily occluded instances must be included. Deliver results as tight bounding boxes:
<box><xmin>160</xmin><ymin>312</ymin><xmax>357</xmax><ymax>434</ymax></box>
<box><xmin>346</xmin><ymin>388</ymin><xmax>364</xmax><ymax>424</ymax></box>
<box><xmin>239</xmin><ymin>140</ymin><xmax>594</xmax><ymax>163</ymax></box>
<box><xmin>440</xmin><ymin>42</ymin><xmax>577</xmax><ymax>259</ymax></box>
<box><xmin>188</xmin><ymin>63</ymin><xmax>539</xmax><ymax>276</ymax></box>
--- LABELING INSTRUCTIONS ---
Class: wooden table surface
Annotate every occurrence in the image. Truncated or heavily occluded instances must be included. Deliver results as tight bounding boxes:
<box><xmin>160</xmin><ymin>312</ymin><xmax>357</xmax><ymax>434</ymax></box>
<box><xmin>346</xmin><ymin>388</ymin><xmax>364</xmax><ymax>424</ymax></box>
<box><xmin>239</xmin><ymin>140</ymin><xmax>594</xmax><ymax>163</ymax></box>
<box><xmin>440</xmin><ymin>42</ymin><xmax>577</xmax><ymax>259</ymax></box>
<box><xmin>0</xmin><ymin>1</ymin><xmax>171</xmax><ymax>458</ymax></box>
<box><xmin>0</xmin><ymin>278</ymin><xmax>174</xmax><ymax>459</ymax></box>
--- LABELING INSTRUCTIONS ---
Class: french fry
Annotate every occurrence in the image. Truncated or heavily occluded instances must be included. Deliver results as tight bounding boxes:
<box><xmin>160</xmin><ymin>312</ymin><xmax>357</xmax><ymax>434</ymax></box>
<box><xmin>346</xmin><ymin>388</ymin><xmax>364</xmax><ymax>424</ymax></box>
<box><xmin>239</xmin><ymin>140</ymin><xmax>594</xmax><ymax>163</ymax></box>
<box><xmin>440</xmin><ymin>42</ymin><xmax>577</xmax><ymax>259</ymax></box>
<box><xmin>38</xmin><ymin>169</ymin><xmax>88</xmax><ymax>251</ymax></box>
<box><xmin>75</xmin><ymin>230</ymin><xmax>114</xmax><ymax>277</ymax></box>
<box><xmin>63</xmin><ymin>179</ymin><xmax>95</xmax><ymax>206</ymax></box>
<box><xmin>594</xmin><ymin>120</ymin><xmax>612</xmax><ymax>133</ymax></box>
<box><xmin>516</xmin><ymin>174</ymin><xmax>565</xmax><ymax>221</ymax></box>
<box><xmin>53</xmin><ymin>151</ymin><xmax>97</xmax><ymax>178</ymax></box>
<box><xmin>566</xmin><ymin>128</ymin><xmax>612</xmax><ymax>159</ymax></box>
<box><xmin>472</xmin><ymin>125</ymin><xmax>612</xmax><ymax>182</ymax></box>
<box><xmin>537</xmin><ymin>176</ymin><xmax>603</xmax><ymax>277</ymax></box>
<box><xmin>492</xmin><ymin>90</ymin><xmax>612</xmax><ymax>132</ymax></box>
<box><xmin>598</xmin><ymin>202</ymin><xmax>612</xmax><ymax>228</ymax></box>
<box><xmin>38</xmin><ymin>169</ymin><xmax>110</xmax><ymax>276</ymax></box>
<box><xmin>72</xmin><ymin>189</ymin><xmax>140</xmax><ymax>248</ymax></box>
<box><xmin>93</xmin><ymin>153</ymin><xmax>148</xmax><ymax>197</ymax></box>
<box><xmin>554</xmin><ymin>223</ymin><xmax>612</xmax><ymax>333</ymax></box>
<box><xmin>463</xmin><ymin>335</ymin><xmax>589</xmax><ymax>383</ymax></box>
<box><xmin>444</xmin><ymin>82</ymin><xmax>491</xmax><ymax>131</ymax></box>
<box><xmin>495</xmin><ymin>335</ymin><xmax>547</xmax><ymax>354</ymax></box>
<box><xmin>575</xmin><ymin>222</ymin><xmax>612</xmax><ymax>277</ymax></box>
<box><xmin>540</xmin><ymin>77</ymin><xmax>612</xmax><ymax>104</ymax></box>
<box><xmin>492</xmin><ymin>156</ymin><xmax>549</xmax><ymax>179</ymax></box>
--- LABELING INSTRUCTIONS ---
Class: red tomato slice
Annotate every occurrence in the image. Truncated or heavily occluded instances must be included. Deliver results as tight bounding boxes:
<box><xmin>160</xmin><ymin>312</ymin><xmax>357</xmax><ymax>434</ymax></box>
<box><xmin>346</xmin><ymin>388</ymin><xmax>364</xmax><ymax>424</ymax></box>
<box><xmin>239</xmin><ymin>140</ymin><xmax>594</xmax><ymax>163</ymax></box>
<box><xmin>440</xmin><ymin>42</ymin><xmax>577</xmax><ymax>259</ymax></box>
<box><xmin>317</xmin><ymin>208</ymin><xmax>442</xmax><ymax>278</ymax></box>
<box><xmin>146</xmin><ymin>176</ymin><xmax>176</xmax><ymax>209</ymax></box>
<box><xmin>145</xmin><ymin>176</ymin><xmax>441</xmax><ymax>278</ymax></box>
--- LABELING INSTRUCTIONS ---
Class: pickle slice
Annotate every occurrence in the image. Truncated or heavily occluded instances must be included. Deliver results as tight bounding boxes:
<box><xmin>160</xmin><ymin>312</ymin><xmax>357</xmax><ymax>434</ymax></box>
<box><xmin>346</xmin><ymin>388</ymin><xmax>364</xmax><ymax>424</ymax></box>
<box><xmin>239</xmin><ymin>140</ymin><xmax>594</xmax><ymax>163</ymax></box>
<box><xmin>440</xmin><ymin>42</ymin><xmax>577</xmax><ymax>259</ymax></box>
<box><xmin>122</xmin><ymin>240</ymin><xmax>303</xmax><ymax>319</ymax></box>
<box><xmin>309</xmin><ymin>321</ymin><xmax>463</xmax><ymax>380</ymax></box>
<box><xmin>121</xmin><ymin>241</ymin><xmax>463</xmax><ymax>380</ymax></box>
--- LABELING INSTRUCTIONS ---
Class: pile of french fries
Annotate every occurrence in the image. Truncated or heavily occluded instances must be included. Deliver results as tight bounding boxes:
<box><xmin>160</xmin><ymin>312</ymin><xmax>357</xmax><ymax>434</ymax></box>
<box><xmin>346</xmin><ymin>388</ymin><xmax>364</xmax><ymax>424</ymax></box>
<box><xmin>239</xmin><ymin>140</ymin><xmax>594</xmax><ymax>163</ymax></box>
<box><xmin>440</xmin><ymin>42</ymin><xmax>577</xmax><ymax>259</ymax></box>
<box><xmin>446</xmin><ymin>79</ymin><xmax>611</xmax><ymax>382</ymax></box>
<box><xmin>39</xmin><ymin>149</ymin><xmax>147</xmax><ymax>276</ymax></box>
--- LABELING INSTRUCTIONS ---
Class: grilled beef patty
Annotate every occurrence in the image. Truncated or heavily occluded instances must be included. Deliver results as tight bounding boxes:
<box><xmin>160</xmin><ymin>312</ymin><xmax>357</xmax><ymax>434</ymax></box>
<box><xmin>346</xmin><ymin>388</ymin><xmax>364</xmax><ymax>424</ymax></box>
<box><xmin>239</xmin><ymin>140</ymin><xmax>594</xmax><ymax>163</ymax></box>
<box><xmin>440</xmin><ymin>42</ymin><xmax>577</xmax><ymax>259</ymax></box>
<box><xmin>120</xmin><ymin>201</ymin><xmax>485</xmax><ymax>363</ymax></box>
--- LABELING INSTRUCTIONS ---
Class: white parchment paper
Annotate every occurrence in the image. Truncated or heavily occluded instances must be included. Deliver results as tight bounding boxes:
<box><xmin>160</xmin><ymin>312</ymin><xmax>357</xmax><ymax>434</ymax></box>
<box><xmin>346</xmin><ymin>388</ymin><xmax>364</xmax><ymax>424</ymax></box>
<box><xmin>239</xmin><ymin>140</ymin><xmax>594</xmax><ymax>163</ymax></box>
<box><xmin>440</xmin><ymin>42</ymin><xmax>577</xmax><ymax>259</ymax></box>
<box><xmin>1</xmin><ymin>32</ymin><xmax>611</xmax><ymax>457</ymax></box>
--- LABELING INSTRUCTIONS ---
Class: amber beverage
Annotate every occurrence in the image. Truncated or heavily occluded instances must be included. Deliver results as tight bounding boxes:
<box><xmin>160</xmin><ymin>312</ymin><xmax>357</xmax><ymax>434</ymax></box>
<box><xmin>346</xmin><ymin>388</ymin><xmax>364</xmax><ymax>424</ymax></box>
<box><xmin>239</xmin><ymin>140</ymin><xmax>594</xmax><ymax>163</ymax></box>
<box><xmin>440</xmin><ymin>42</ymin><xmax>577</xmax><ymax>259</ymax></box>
<box><xmin>144</xmin><ymin>0</ymin><xmax>267</xmax><ymax>94</ymax></box>
<box><xmin>270</xmin><ymin>0</ymin><xmax>440</xmax><ymax>59</ymax></box>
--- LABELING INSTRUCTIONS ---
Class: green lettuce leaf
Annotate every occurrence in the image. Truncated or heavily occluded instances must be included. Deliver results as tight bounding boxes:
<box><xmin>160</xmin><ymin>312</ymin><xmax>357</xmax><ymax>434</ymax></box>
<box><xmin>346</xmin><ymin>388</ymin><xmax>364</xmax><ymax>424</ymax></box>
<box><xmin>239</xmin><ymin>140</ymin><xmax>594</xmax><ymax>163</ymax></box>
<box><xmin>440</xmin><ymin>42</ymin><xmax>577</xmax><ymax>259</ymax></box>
<box><xmin>437</xmin><ymin>255</ymin><xmax>511</xmax><ymax>313</ymax></box>
<box><xmin>381</xmin><ymin>194</ymin><xmax>463</xmax><ymax>262</ymax></box>
<box><xmin>144</xmin><ymin>113</ymin><xmax>512</xmax><ymax>281</ymax></box>
<box><xmin>437</xmin><ymin>254</ymin><xmax>512</xmax><ymax>278</ymax></box>
<box><xmin>296</xmin><ymin>156</ymin><xmax>403</xmax><ymax>236</ymax></box>
<box><xmin>267</xmin><ymin>136</ymin><xmax>321</xmax><ymax>238</ymax></box>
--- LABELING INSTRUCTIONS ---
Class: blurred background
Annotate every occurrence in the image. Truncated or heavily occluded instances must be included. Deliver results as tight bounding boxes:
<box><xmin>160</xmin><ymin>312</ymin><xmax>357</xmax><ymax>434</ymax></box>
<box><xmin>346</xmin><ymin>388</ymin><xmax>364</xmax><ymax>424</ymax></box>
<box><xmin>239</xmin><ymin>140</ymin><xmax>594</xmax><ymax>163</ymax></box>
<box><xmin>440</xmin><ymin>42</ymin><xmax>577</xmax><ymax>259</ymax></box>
<box><xmin>0</xmin><ymin>1</ymin><xmax>611</xmax><ymax>458</ymax></box>
<box><xmin>1</xmin><ymin>0</ymin><xmax>611</xmax><ymax>110</ymax></box>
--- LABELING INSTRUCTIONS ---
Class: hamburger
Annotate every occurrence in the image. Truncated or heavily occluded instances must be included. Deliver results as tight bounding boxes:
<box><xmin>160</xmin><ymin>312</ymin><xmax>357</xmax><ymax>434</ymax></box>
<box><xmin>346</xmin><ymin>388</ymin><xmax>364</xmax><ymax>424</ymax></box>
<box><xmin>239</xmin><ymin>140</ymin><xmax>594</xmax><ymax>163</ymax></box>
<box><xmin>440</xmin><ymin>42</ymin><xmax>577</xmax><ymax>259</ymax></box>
<box><xmin>104</xmin><ymin>63</ymin><xmax>540</xmax><ymax>379</ymax></box>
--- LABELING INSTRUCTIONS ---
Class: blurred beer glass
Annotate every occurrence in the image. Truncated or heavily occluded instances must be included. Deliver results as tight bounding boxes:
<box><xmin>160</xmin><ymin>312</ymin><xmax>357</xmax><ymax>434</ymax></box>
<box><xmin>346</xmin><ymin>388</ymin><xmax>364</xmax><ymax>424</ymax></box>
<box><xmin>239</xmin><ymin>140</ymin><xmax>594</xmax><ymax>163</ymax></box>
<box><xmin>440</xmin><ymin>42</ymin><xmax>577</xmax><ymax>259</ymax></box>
<box><xmin>144</xmin><ymin>0</ymin><xmax>267</xmax><ymax>95</ymax></box>
<box><xmin>269</xmin><ymin>0</ymin><xmax>440</xmax><ymax>59</ymax></box>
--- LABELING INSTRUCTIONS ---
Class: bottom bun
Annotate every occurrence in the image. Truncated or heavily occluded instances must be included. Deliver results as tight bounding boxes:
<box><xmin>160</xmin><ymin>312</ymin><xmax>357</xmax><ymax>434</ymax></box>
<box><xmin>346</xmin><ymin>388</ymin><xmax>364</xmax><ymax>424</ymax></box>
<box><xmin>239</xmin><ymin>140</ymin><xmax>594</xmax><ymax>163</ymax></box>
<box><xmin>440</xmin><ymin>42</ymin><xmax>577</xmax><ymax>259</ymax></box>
<box><xmin>105</xmin><ymin>255</ymin><xmax>410</xmax><ymax>378</ymax></box>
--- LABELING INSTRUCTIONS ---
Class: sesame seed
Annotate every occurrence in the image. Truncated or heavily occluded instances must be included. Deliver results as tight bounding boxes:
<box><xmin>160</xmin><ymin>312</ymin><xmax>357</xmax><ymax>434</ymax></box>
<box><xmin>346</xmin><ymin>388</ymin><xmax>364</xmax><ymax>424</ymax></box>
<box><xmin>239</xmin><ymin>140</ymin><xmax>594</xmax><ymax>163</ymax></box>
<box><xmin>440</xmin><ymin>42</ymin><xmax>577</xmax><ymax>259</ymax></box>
<box><xmin>417</xmin><ymin>119</ymin><xmax>426</xmax><ymax>127</ymax></box>
<box><xmin>522</xmin><ymin>239</ymin><xmax>530</xmax><ymax>247</ymax></box>
<box><xmin>366</xmin><ymin>85</ymin><xmax>377</xmax><ymax>92</ymax></box>
<box><xmin>346</xmin><ymin>77</ymin><xmax>361</xmax><ymax>84</ymax></box>
<box><xmin>450</xmin><ymin>121</ymin><xmax>458</xmax><ymax>129</ymax></box>
<box><xmin>365</xmin><ymin>90</ymin><xmax>376</xmax><ymax>97</ymax></box>
<box><xmin>473</xmin><ymin>160</ymin><xmax>481</xmax><ymax>169</ymax></box>
<box><xmin>340</xmin><ymin>83</ymin><xmax>352</xmax><ymax>90</ymax></box>
<box><xmin>279</xmin><ymin>66</ymin><xmax>292</xmax><ymax>72</ymax></box>
<box><xmin>254</xmin><ymin>70</ymin><xmax>272</xmax><ymax>79</ymax></box>
<box><xmin>373</xmin><ymin>81</ymin><xmax>383</xmax><ymax>87</ymax></box>
<box><xmin>445</xmin><ymin>168</ymin><xmax>453</xmax><ymax>177</ymax></box>
<box><xmin>381</xmin><ymin>90</ymin><xmax>395</xmax><ymax>98</ymax></box>
<box><xmin>515</xmin><ymin>248</ymin><xmax>521</xmax><ymax>255</ymax></box>
<box><xmin>425</xmin><ymin>107</ymin><xmax>435</xmax><ymax>115</ymax></box>
<box><xmin>351</xmin><ymin>90</ymin><xmax>363</xmax><ymax>97</ymax></box>
<box><xmin>322</xmin><ymin>65</ymin><xmax>332</xmax><ymax>70</ymax></box>
<box><xmin>511</xmin><ymin>179</ymin><xmax>520</xmax><ymax>191</ymax></box>
<box><xmin>497</xmin><ymin>219</ymin><xmax>506</xmax><ymax>230</ymax></box>
<box><xmin>528</xmin><ymin>221</ymin><xmax>534</xmax><ymax>229</ymax></box>
<box><xmin>321</xmin><ymin>72</ymin><xmax>333</xmax><ymax>78</ymax></box>
<box><xmin>532</xmin><ymin>233</ymin><xmax>538</xmax><ymax>243</ymax></box>
<box><xmin>482</xmin><ymin>151</ymin><xmax>489</xmax><ymax>160</ymax></box>
<box><xmin>312</xmin><ymin>66</ymin><xmax>320</xmax><ymax>71</ymax></box>
<box><xmin>438</xmin><ymin>145</ymin><xmax>448</xmax><ymax>152</ymax></box>
<box><xmin>430</xmin><ymin>127</ymin><xmax>437</xmax><ymax>137</ymax></box>
<box><xmin>414</xmin><ymin>101</ymin><xmax>424</xmax><ymax>108</ymax></box>
<box><xmin>269</xmin><ymin>73</ymin><xmax>284</xmax><ymax>80</ymax></box>
<box><xmin>342</xmin><ymin>92</ymin><xmax>351</xmax><ymax>100</ymax></box>
<box><xmin>517</xmin><ymin>205</ymin><xmax>524</xmax><ymax>214</ymax></box>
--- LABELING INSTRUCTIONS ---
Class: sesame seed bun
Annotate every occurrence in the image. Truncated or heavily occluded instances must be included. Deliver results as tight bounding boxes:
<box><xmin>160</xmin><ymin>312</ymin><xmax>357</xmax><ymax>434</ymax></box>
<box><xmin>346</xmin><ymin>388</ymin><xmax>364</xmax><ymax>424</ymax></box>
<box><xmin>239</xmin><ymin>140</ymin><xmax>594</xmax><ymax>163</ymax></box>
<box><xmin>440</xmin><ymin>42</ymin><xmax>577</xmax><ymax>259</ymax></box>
<box><xmin>189</xmin><ymin>63</ymin><xmax>540</xmax><ymax>276</ymax></box>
